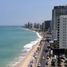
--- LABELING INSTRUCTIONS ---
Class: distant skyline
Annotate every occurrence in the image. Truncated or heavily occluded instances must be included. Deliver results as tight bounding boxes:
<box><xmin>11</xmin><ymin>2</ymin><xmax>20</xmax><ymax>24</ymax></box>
<box><xmin>0</xmin><ymin>0</ymin><xmax>67</xmax><ymax>25</ymax></box>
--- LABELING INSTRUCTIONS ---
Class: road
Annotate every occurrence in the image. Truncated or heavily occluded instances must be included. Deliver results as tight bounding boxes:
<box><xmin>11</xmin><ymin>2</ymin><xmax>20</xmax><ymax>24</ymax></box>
<box><xmin>38</xmin><ymin>41</ymin><xmax>51</xmax><ymax>67</ymax></box>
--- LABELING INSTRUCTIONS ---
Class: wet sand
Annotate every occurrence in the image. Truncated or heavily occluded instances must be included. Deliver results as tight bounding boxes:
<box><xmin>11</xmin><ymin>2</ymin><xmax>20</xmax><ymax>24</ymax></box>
<box><xmin>15</xmin><ymin>41</ymin><xmax>40</xmax><ymax>67</ymax></box>
<box><xmin>14</xmin><ymin>31</ymin><xmax>43</xmax><ymax>67</ymax></box>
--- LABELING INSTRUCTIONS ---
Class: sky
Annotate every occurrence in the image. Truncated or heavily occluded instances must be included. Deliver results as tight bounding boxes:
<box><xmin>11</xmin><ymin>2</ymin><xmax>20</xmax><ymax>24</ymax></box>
<box><xmin>0</xmin><ymin>0</ymin><xmax>67</xmax><ymax>26</ymax></box>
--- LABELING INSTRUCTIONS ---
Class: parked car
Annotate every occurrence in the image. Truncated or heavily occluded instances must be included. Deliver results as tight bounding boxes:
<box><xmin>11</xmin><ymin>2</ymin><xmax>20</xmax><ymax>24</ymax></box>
<box><xmin>51</xmin><ymin>59</ymin><xmax>55</xmax><ymax>66</ymax></box>
<box><xmin>64</xmin><ymin>60</ymin><xmax>67</xmax><ymax>67</ymax></box>
<box><xmin>44</xmin><ymin>49</ymin><xmax>48</xmax><ymax>53</ymax></box>
<box><xmin>37</xmin><ymin>63</ymin><xmax>41</xmax><ymax>67</ymax></box>
<box><xmin>42</xmin><ymin>56</ymin><xmax>45</xmax><ymax>60</ymax></box>
<box><xmin>46</xmin><ymin>61</ymin><xmax>48</xmax><ymax>65</ymax></box>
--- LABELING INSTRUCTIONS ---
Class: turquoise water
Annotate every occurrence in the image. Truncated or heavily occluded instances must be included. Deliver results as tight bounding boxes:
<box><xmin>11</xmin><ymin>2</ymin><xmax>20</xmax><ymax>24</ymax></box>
<box><xmin>0</xmin><ymin>26</ymin><xmax>38</xmax><ymax>67</ymax></box>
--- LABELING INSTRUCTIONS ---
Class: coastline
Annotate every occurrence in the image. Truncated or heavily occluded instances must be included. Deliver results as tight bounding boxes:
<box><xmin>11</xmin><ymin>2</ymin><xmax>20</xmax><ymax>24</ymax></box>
<box><xmin>17</xmin><ymin>31</ymin><xmax>42</xmax><ymax>67</ymax></box>
<box><xmin>9</xmin><ymin>29</ymin><xmax>43</xmax><ymax>67</ymax></box>
<box><xmin>15</xmin><ymin>30</ymin><xmax>42</xmax><ymax>67</ymax></box>
<box><xmin>15</xmin><ymin>40</ymin><xmax>40</xmax><ymax>67</ymax></box>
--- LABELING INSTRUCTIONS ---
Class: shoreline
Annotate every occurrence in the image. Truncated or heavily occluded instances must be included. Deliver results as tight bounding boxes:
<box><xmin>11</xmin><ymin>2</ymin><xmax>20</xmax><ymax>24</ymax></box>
<box><xmin>15</xmin><ymin>30</ymin><xmax>43</xmax><ymax>67</ymax></box>
<box><xmin>15</xmin><ymin>40</ymin><xmax>40</xmax><ymax>67</ymax></box>
<box><xmin>9</xmin><ymin>29</ymin><xmax>43</xmax><ymax>67</ymax></box>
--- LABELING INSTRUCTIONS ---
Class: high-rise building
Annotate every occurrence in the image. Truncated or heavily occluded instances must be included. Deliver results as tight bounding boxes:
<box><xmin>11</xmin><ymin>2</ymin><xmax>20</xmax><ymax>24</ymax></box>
<box><xmin>45</xmin><ymin>21</ymin><xmax>51</xmax><ymax>31</ymax></box>
<box><xmin>52</xmin><ymin>6</ymin><xmax>67</xmax><ymax>43</ymax></box>
<box><xmin>59</xmin><ymin>15</ymin><xmax>67</xmax><ymax>49</ymax></box>
<box><xmin>41</xmin><ymin>20</ymin><xmax>51</xmax><ymax>32</ymax></box>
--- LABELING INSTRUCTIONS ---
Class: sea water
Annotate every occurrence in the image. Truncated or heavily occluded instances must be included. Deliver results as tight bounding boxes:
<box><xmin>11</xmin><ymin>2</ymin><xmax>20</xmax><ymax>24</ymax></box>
<box><xmin>0</xmin><ymin>26</ymin><xmax>38</xmax><ymax>67</ymax></box>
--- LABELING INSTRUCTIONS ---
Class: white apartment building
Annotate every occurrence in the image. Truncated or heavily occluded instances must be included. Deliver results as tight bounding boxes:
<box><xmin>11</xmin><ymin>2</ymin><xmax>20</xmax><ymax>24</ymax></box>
<box><xmin>52</xmin><ymin>6</ymin><xmax>67</xmax><ymax>42</ymax></box>
<box><xmin>59</xmin><ymin>15</ymin><xmax>67</xmax><ymax>49</ymax></box>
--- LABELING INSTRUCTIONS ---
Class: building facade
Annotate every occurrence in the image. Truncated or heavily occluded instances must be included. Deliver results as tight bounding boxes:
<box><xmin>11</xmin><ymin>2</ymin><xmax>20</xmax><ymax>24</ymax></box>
<box><xmin>59</xmin><ymin>15</ymin><xmax>67</xmax><ymax>49</ymax></box>
<box><xmin>41</xmin><ymin>20</ymin><xmax>51</xmax><ymax>32</ymax></box>
<box><xmin>52</xmin><ymin>6</ymin><xmax>67</xmax><ymax>43</ymax></box>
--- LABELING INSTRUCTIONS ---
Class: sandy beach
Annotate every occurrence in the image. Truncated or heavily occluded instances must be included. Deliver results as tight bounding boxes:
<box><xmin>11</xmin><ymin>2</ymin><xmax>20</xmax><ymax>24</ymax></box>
<box><xmin>15</xmin><ymin>41</ymin><xmax>40</xmax><ymax>67</ymax></box>
<box><xmin>14</xmin><ymin>31</ymin><xmax>43</xmax><ymax>67</ymax></box>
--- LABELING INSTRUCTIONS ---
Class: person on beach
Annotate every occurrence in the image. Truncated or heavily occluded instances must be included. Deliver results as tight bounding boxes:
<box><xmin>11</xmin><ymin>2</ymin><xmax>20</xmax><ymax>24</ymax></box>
<box><xmin>28</xmin><ymin>60</ymin><xmax>33</xmax><ymax>67</ymax></box>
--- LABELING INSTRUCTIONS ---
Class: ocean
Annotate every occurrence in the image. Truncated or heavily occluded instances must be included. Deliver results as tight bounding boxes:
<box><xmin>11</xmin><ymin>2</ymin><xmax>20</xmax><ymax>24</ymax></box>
<box><xmin>0</xmin><ymin>26</ymin><xmax>39</xmax><ymax>67</ymax></box>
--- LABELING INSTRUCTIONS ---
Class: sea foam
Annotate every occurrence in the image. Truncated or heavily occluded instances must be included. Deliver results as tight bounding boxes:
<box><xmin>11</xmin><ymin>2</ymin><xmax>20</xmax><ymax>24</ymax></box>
<box><xmin>8</xmin><ymin>31</ymin><xmax>42</xmax><ymax>67</ymax></box>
